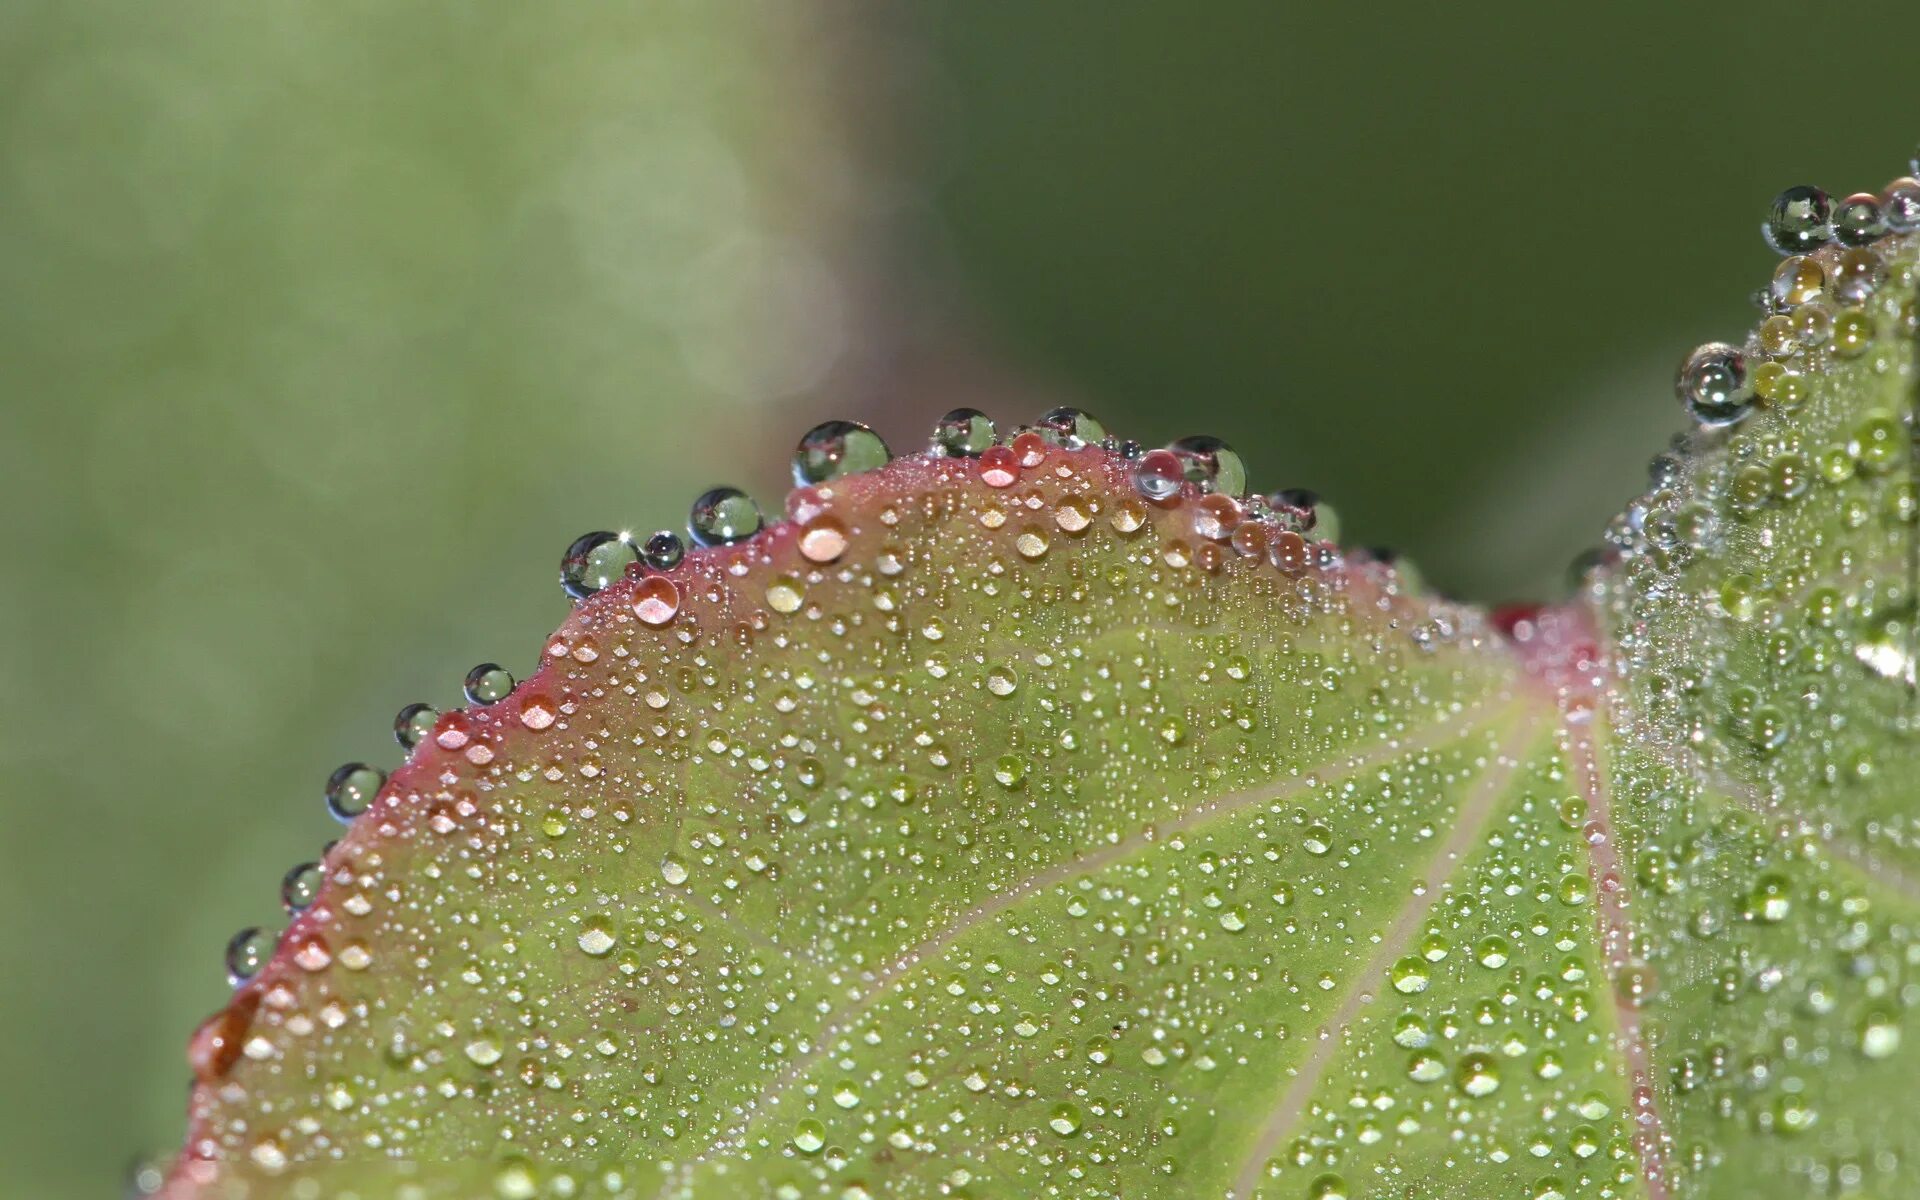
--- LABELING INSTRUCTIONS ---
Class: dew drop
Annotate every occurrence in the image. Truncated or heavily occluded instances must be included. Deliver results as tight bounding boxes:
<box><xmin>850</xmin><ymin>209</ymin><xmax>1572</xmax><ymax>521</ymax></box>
<box><xmin>1307</xmin><ymin>1173</ymin><xmax>1348</xmax><ymax>1200</ymax></box>
<box><xmin>687</xmin><ymin>486</ymin><xmax>763</xmax><ymax>546</ymax></box>
<box><xmin>1834</xmin><ymin>191</ymin><xmax>1887</xmax><ymax>246</ymax></box>
<box><xmin>631</xmin><ymin>576</ymin><xmax>681</xmax><ymax>627</ymax></box>
<box><xmin>325</xmin><ymin>762</ymin><xmax>386</xmax><ymax>823</ymax></box>
<box><xmin>1675</xmin><ymin>342</ymin><xmax>1754</xmax><ymax>428</ymax></box>
<box><xmin>393</xmin><ymin>702</ymin><xmax>439</xmax><ymax>750</ymax></box>
<box><xmin>1132</xmin><ymin>449</ymin><xmax>1186</xmax><ymax>502</ymax></box>
<box><xmin>799</xmin><ymin>516</ymin><xmax>849</xmax><ymax>563</ymax></box>
<box><xmin>1862</xmin><ymin>1013</ymin><xmax>1902</xmax><ymax>1060</ymax></box>
<box><xmin>660</xmin><ymin>854</ymin><xmax>690</xmax><ymax>886</ymax></box>
<box><xmin>766</xmin><ymin>576</ymin><xmax>805</xmax><ymax>614</ymax></box>
<box><xmin>641</xmin><ymin>530</ymin><xmax>685</xmax><ymax>570</ymax></box>
<box><xmin>1048</xmin><ymin>1103</ymin><xmax>1082</xmax><ymax>1136</ymax></box>
<box><xmin>1033</xmin><ymin>407</ymin><xmax>1106</xmax><ymax>449</ymax></box>
<box><xmin>1456</xmin><ymin>1052</ymin><xmax>1501</xmax><ymax>1097</ymax></box>
<box><xmin>1166</xmin><ymin>435</ymin><xmax>1248</xmax><ymax>496</ymax></box>
<box><xmin>577</xmin><ymin>918</ymin><xmax>617</xmax><ymax>957</ymax></box>
<box><xmin>463</xmin><ymin>662</ymin><xmax>515</xmax><ymax>705</ymax></box>
<box><xmin>1763</xmin><ymin>185</ymin><xmax>1833</xmax><ymax>255</ymax></box>
<box><xmin>559</xmin><ymin>531</ymin><xmax>640</xmax><ymax>600</ymax></box>
<box><xmin>931</xmin><ymin>408</ymin><xmax>998</xmax><ymax>457</ymax></box>
<box><xmin>225</xmin><ymin>926</ymin><xmax>273</xmax><ymax>985</ymax></box>
<box><xmin>280</xmin><ymin>862</ymin><xmax>322</xmax><ymax>914</ymax></box>
<box><xmin>1390</xmin><ymin>955</ymin><xmax>1430</xmax><ymax>994</ymax></box>
<box><xmin>1769</xmin><ymin>255</ymin><xmax>1825</xmax><ymax>308</ymax></box>
<box><xmin>792</xmin><ymin>419</ymin><xmax>891</xmax><ymax>486</ymax></box>
<box><xmin>517</xmin><ymin>693</ymin><xmax>556</xmax><ymax>730</ymax></box>
<box><xmin>1883</xmin><ymin>176</ymin><xmax>1920</xmax><ymax>232</ymax></box>
<box><xmin>793</xmin><ymin>1119</ymin><xmax>826</xmax><ymax>1154</ymax></box>
<box><xmin>978</xmin><ymin>446</ymin><xmax>1020</xmax><ymax>488</ymax></box>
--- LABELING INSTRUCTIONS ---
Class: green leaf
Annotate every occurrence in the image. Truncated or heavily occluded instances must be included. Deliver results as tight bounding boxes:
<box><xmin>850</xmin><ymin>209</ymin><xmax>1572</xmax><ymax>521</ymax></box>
<box><xmin>160</xmin><ymin>233</ymin><xmax>1920</xmax><ymax>1197</ymax></box>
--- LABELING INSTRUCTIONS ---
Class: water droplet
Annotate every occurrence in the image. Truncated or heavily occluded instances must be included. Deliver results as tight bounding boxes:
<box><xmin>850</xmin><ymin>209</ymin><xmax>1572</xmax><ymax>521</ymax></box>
<box><xmin>792</xmin><ymin>419</ymin><xmax>891</xmax><ymax>485</ymax></box>
<box><xmin>1675</xmin><ymin>342</ymin><xmax>1753</xmax><ymax>428</ymax></box>
<box><xmin>1456</xmin><ymin>1052</ymin><xmax>1501</xmax><ymax>1097</ymax></box>
<box><xmin>517</xmin><ymin>693</ymin><xmax>556</xmax><ymax>730</ymax></box>
<box><xmin>464</xmin><ymin>1035</ymin><xmax>503</xmax><ymax>1066</ymax></box>
<box><xmin>1048</xmin><ymin>1103</ymin><xmax>1082</xmax><ymax>1136</ymax></box>
<box><xmin>225</xmin><ymin>926</ymin><xmax>273</xmax><ymax>985</ymax></box>
<box><xmin>280</xmin><ymin>862</ymin><xmax>322</xmax><ymax>914</ymax></box>
<box><xmin>325</xmin><ymin>762</ymin><xmax>386</xmax><ymax>823</ymax></box>
<box><xmin>559</xmin><ymin>531</ymin><xmax>640</xmax><ymax>600</ymax></box>
<box><xmin>687</xmin><ymin>486</ymin><xmax>763</xmax><ymax>546</ymax></box>
<box><xmin>766</xmin><ymin>576</ymin><xmax>805</xmax><ymax>614</ymax></box>
<box><xmin>993</xmin><ymin>754</ymin><xmax>1027</xmax><ymax>788</ymax></box>
<box><xmin>1834</xmin><ymin>191</ymin><xmax>1886</xmax><ymax>246</ymax></box>
<box><xmin>978</xmin><ymin>446</ymin><xmax>1020</xmax><ymax>488</ymax></box>
<box><xmin>1390</xmin><ymin>956</ymin><xmax>1430</xmax><ymax>994</ymax></box>
<box><xmin>1769</xmin><ymin>255</ymin><xmax>1825</xmax><ymax>308</ymax></box>
<box><xmin>641</xmin><ymin>530</ymin><xmax>685</xmax><ymax>570</ymax></box>
<box><xmin>577</xmin><ymin>917</ymin><xmax>617</xmax><ymax>957</ymax></box>
<box><xmin>1749</xmin><ymin>873</ymin><xmax>1792</xmax><ymax>922</ymax></box>
<box><xmin>1166</xmin><ymin>435</ymin><xmax>1248</xmax><ymax>496</ymax></box>
<box><xmin>1862</xmin><ymin>1013</ymin><xmax>1902</xmax><ymax>1060</ymax></box>
<box><xmin>931</xmin><ymin>408</ymin><xmax>998</xmax><ymax>457</ymax></box>
<box><xmin>799</xmin><ymin>515</ymin><xmax>849</xmax><ymax>563</ymax></box>
<box><xmin>1832</xmin><ymin>246</ymin><xmax>1885</xmax><ymax>303</ymax></box>
<box><xmin>1883</xmin><ymin>176</ymin><xmax>1920</xmax><ymax>232</ymax></box>
<box><xmin>793</xmin><ymin>1119</ymin><xmax>826</xmax><ymax>1154</ymax></box>
<box><xmin>393</xmin><ymin>702</ymin><xmax>438</xmax><ymax>750</ymax></box>
<box><xmin>1034</xmin><ymin>407</ymin><xmax>1106</xmax><ymax>449</ymax></box>
<box><xmin>1132</xmin><ymin>449</ymin><xmax>1186</xmax><ymax>501</ymax></box>
<box><xmin>1763</xmin><ymin>185</ymin><xmax>1833</xmax><ymax>255</ymax></box>
<box><xmin>631</xmin><ymin>576</ymin><xmax>681</xmax><ymax>627</ymax></box>
<box><xmin>1307</xmin><ymin>1174</ymin><xmax>1348</xmax><ymax>1200</ymax></box>
<box><xmin>464</xmin><ymin>662</ymin><xmax>515</xmax><ymax>705</ymax></box>
<box><xmin>660</xmin><ymin>854</ymin><xmax>690</xmax><ymax>886</ymax></box>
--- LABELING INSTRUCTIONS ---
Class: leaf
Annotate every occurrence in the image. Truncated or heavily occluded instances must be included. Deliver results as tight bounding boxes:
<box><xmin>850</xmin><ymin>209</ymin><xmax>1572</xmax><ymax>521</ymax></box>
<box><xmin>157</xmin><ymin>211</ymin><xmax>1920</xmax><ymax>1198</ymax></box>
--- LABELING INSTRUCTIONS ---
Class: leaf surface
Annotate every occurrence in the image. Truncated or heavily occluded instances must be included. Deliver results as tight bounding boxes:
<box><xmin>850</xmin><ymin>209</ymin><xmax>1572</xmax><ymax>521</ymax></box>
<box><xmin>161</xmin><ymin>231</ymin><xmax>1920</xmax><ymax>1199</ymax></box>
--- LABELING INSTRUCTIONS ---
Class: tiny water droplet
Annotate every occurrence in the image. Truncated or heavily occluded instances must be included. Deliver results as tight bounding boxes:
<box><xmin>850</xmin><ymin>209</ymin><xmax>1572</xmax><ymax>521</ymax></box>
<box><xmin>687</xmin><ymin>487</ymin><xmax>763</xmax><ymax>546</ymax></box>
<box><xmin>931</xmin><ymin>408</ymin><xmax>998</xmax><ymax>457</ymax></box>
<box><xmin>792</xmin><ymin>419</ymin><xmax>890</xmax><ymax>486</ymax></box>
<box><xmin>464</xmin><ymin>662</ymin><xmax>515</xmax><ymax>705</ymax></box>
<box><xmin>559</xmin><ymin>531</ymin><xmax>640</xmax><ymax>600</ymax></box>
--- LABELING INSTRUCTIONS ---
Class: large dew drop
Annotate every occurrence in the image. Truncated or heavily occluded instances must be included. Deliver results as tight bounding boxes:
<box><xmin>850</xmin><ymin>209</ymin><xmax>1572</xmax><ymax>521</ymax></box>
<box><xmin>1763</xmin><ymin>184</ymin><xmax>1834</xmax><ymax>255</ymax></box>
<box><xmin>687</xmin><ymin>487</ymin><xmax>764</xmax><ymax>546</ymax></box>
<box><xmin>1674</xmin><ymin>342</ymin><xmax>1754</xmax><ymax>428</ymax></box>
<box><xmin>1167</xmin><ymin>435</ymin><xmax>1248</xmax><ymax>496</ymax></box>
<box><xmin>792</xmin><ymin>419</ymin><xmax>891</xmax><ymax>486</ymax></box>
<box><xmin>931</xmin><ymin>408</ymin><xmax>997</xmax><ymax>457</ymax></box>
<box><xmin>559</xmin><ymin>531</ymin><xmax>641</xmax><ymax>600</ymax></box>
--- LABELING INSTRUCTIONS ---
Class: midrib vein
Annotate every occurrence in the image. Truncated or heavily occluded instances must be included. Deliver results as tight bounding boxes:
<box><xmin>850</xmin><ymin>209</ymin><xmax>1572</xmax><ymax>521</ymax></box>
<box><xmin>1226</xmin><ymin>701</ymin><xmax>1549</xmax><ymax>1200</ymax></box>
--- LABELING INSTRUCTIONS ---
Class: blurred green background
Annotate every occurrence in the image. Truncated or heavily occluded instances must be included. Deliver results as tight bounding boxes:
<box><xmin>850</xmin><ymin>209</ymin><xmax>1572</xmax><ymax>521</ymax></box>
<box><xmin>5</xmin><ymin>2</ymin><xmax>1920</xmax><ymax>1194</ymax></box>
